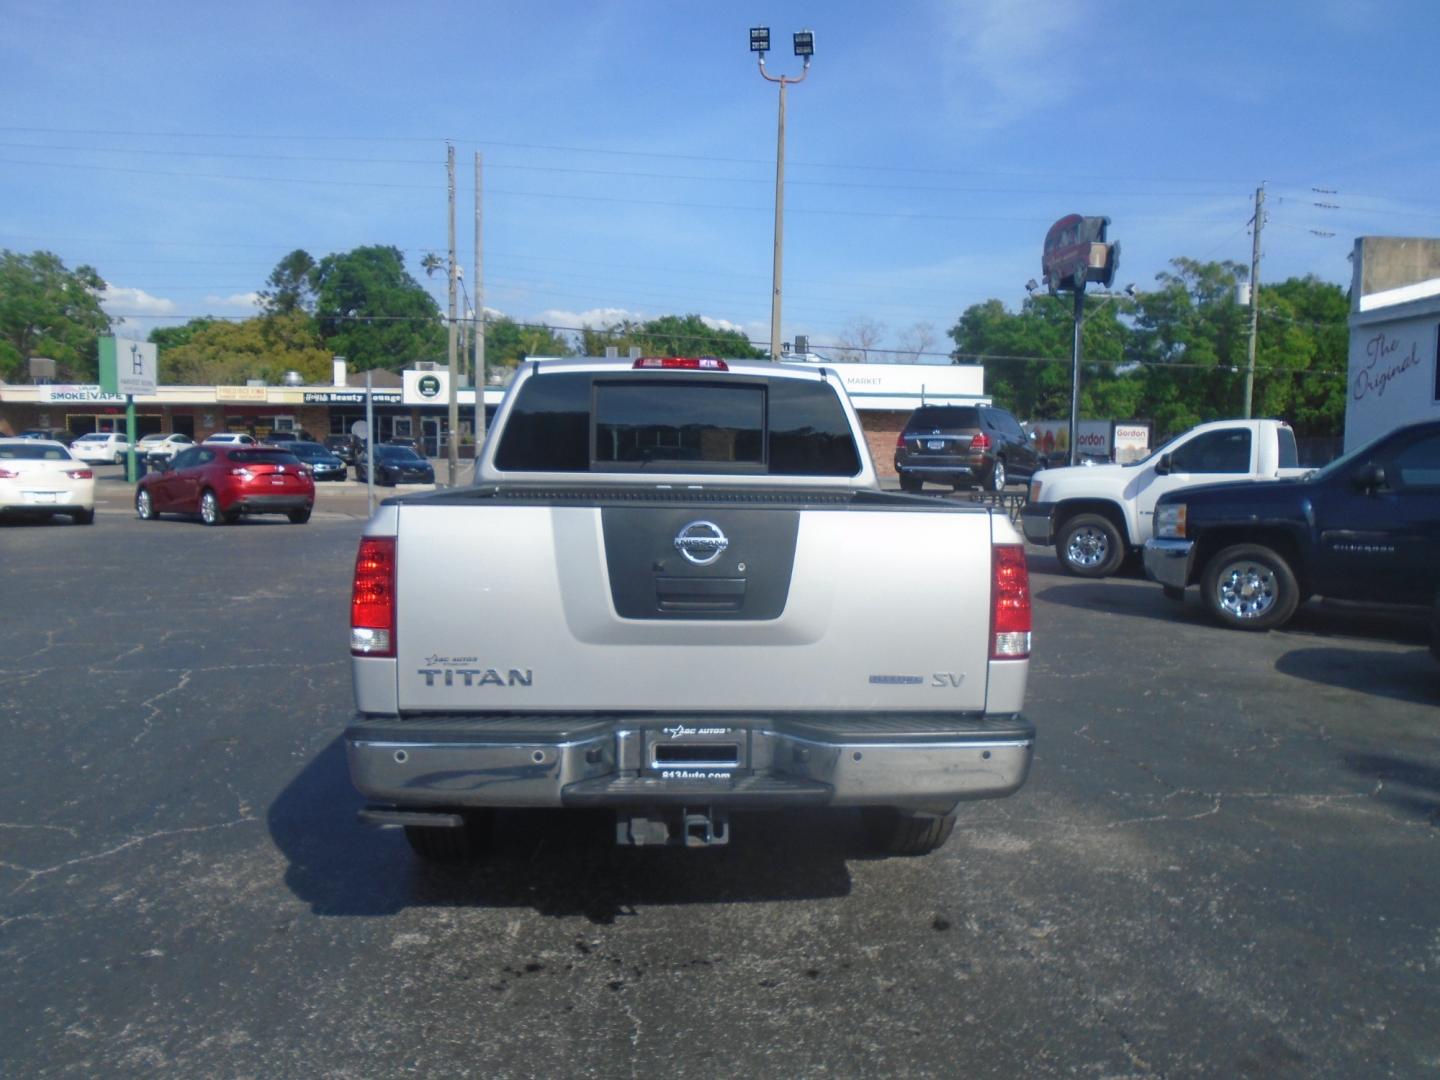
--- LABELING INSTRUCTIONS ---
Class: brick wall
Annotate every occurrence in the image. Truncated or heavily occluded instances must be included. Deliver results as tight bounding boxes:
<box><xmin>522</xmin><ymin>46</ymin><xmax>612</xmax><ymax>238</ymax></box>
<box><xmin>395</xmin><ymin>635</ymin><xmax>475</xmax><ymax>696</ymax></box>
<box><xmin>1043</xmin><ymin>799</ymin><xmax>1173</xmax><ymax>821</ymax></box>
<box><xmin>858</xmin><ymin>411</ymin><xmax>909</xmax><ymax>477</ymax></box>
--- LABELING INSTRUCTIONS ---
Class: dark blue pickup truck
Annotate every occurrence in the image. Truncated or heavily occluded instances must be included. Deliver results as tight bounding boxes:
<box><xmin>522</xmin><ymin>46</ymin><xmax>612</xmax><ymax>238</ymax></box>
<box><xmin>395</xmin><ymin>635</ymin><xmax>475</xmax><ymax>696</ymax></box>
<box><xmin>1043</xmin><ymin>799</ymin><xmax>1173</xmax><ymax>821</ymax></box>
<box><xmin>1143</xmin><ymin>419</ymin><xmax>1440</xmax><ymax>653</ymax></box>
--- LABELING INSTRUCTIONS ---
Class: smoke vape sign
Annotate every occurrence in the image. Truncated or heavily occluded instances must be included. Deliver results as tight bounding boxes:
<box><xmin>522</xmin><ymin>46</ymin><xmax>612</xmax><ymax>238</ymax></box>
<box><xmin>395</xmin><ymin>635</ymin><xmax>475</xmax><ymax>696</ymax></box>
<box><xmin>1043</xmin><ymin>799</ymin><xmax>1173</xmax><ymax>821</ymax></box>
<box><xmin>418</xmin><ymin>374</ymin><xmax>441</xmax><ymax>398</ymax></box>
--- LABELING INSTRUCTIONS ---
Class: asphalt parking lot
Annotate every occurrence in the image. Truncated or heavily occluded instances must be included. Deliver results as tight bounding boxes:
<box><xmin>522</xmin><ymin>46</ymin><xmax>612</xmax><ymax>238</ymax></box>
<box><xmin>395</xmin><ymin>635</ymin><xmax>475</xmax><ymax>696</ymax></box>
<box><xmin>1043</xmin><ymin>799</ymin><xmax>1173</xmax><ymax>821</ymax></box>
<box><xmin>2</xmin><ymin>475</ymin><xmax>1437</xmax><ymax>1078</ymax></box>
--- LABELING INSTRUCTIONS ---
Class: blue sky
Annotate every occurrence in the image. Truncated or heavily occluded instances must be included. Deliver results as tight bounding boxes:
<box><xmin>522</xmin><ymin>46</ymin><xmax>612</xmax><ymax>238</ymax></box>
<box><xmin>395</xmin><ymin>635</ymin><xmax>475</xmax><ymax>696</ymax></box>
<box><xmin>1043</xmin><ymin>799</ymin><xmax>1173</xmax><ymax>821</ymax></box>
<box><xmin>3</xmin><ymin>0</ymin><xmax>1438</xmax><ymax>360</ymax></box>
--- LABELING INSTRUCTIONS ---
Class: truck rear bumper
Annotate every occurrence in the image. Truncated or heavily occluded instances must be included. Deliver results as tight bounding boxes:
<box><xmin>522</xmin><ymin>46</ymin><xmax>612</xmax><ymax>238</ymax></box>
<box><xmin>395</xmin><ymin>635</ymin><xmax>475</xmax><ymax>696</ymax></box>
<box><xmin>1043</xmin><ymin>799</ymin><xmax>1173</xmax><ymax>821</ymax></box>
<box><xmin>346</xmin><ymin>713</ymin><xmax>1034</xmax><ymax>812</ymax></box>
<box><xmin>1142</xmin><ymin>537</ymin><xmax>1195</xmax><ymax>589</ymax></box>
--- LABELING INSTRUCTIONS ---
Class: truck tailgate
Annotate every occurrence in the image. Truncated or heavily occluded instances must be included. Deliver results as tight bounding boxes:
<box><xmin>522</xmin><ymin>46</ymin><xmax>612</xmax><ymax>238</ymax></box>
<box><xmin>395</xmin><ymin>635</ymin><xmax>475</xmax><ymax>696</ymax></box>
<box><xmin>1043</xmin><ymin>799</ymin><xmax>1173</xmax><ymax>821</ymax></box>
<box><xmin>390</xmin><ymin>497</ymin><xmax>997</xmax><ymax>714</ymax></box>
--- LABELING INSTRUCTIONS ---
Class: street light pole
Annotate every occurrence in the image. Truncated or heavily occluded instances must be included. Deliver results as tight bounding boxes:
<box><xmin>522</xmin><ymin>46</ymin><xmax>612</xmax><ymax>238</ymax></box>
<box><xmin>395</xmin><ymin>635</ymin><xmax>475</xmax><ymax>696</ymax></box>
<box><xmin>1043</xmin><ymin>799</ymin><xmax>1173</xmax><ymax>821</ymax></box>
<box><xmin>752</xmin><ymin>27</ymin><xmax>813</xmax><ymax>360</ymax></box>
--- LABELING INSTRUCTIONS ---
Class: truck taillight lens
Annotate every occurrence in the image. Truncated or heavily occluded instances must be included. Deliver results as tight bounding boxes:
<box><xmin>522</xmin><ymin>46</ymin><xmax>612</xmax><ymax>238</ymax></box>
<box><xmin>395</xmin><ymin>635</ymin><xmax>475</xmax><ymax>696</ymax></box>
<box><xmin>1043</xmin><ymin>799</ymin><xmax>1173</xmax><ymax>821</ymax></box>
<box><xmin>351</xmin><ymin>536</ymin><xmax>397</xmax><ymax>657</ymax></box>
<box><xmin>971</xmin><ymin>432</ymin><xmax>991</xmax><ymax>451</ymax></box>
<box><xmin>991</xmin><ymin>544</ymin><xmax>1031</xmax><ymax>659</ymax></box>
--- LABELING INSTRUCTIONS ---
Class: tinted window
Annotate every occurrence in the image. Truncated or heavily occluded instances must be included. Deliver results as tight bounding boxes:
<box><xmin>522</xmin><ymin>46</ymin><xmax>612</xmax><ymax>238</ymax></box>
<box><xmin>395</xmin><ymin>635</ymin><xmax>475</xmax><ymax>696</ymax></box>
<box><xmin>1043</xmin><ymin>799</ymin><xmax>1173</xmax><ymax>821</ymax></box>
<box><xmin>905</xmin><ymin>406</ymin><xmax>979</xmax><ymax>431</ymax></box>
<box><xmin>171</xmin><ymin>448</ymin><xmax>202</xmax><ymax>469</ymax></box>
<box><xmin>231</xmin><ymin>449</ymin><xmax>301</xmax><ymax>465</ymax></box>
<box><xmin>0</xmin><ymin>444</ymin><xmax>70</xmax><ymax>460</ymax></box>
<box><xmin>1170</xmin><ymin>428</ymin><xmax>1251</xmax><ymax>473</ymax></box>
<box><xmin>595</xmin><ymin>382</ymin><xmax>764</xmax><ymax>466</ymax></box>
<box><xmin>1386</xmin><ymin>432</ymin><xmax>1440</xmax><ymax>489</ymax></box>
<box><xmin>495</xmin><ymin>371</ymin><xmax>860</xmax><ymax>476</ymax></box>
<box><xmin>377</xmin><ymin>446</ymin><xmax>423</xmax><ymax>462</ymax></box>
<box><xmin>495</xmin><ymin>373</ymin><xmax>591</xmax><ymax>471</ymax></box>
<box><xmin>1277</xmin><ymin>427</ymin><xmax>1298</xmax><ymax>469</ymax></box>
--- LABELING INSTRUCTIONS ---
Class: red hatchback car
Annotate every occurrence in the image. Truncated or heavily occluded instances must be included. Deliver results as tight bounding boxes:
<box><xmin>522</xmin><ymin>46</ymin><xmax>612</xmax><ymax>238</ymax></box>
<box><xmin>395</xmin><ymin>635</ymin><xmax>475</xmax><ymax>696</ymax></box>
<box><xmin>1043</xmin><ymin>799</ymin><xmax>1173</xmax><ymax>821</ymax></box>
<box><xmin>135</xmin><ymin>444</ymin><xmax>315</xmax><ymax>525</ymax></box>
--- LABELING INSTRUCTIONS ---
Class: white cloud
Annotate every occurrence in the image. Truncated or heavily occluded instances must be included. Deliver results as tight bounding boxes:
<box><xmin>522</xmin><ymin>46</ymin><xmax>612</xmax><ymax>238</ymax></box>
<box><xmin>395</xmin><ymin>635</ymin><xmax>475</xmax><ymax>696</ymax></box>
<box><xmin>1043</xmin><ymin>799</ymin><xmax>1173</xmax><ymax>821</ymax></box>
<box><xmin>537</xmin><ymin>307</ymin><xmax>646</xmax><ymax>329</ymax></box>
<box><xmin>100</xmin><ymin>285</ymin><xmax>177</xmax><ymax>318</ymax></box>
<box><xmin>203</xmin><ymin>292</ymin><xmax>261</xmax><ymax>311</ymax></box>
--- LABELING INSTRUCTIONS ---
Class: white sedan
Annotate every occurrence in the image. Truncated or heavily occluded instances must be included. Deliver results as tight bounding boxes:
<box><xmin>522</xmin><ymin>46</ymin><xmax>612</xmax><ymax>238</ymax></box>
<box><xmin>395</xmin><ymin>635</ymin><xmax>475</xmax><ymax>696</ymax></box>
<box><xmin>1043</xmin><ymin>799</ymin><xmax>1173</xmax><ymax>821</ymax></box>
<box><xmin>70</xmin><ymin>431</ymin><xmax>132</xmax><ymax>465</ymax></box>
<box><xmin>136</xmin><ymin>433</ymin><xmax>194</xmax><ymax>462</ymax></box>
<box><xmin>0</xmin><ymin>438</ymin><xmax>95</xmax><ymax>524</ymax></box>
<box><xmin>202</xmin><ymin>433</ymin><xmax>257</xmax><ymax>447</ymax></box>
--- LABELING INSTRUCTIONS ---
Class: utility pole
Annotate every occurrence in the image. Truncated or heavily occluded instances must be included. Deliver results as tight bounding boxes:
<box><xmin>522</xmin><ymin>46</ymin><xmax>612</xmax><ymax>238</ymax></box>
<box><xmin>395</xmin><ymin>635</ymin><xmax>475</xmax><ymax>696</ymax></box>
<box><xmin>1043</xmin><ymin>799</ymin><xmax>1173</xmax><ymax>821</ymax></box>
<box><xmin>1243</xmin><ymin>183</ymin><xmax>1265</xmax><ymax>419</ymax></box>
<box><xmin>446</xmin><ymin>143</ymin><xmax>460</xmax><ymax>486</ymax></box>
<box><xmin>752</xmin><ymin>27</ymin><xmax>813</xmax><ymax>360</ymax></box>
<box><xmin>473</xmin><ymin>151</ymin><xmax>486</xmax><ymax>451</ymax></box>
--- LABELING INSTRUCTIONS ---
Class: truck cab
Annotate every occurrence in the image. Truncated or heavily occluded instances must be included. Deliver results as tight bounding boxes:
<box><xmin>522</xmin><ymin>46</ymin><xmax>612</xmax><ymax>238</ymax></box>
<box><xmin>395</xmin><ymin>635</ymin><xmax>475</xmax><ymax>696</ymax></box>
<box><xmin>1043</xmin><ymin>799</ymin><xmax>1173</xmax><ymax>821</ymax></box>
<box><xmin>1022</xmin><ymin>418</ymin><xmax>1306</xmax><ymax>577</ymax></box>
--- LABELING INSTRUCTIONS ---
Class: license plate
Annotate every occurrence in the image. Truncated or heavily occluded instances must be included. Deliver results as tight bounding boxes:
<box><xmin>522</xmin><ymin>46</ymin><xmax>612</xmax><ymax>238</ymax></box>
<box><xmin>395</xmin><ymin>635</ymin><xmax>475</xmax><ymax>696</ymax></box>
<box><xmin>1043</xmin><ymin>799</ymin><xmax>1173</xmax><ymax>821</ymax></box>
<box><xmin>27</xmin><ymin>492</ymin><xmax>58</xmax><ymax>504</ymax></box>
<box><xmin>271</xmin><ymin>477</ymin><xmax>287</xmax><ymax>485</ymax></box>
<box><xmin>926</xmin><ymin>440</ymin><xmax>945</xmax><ymax>450</ymax></box>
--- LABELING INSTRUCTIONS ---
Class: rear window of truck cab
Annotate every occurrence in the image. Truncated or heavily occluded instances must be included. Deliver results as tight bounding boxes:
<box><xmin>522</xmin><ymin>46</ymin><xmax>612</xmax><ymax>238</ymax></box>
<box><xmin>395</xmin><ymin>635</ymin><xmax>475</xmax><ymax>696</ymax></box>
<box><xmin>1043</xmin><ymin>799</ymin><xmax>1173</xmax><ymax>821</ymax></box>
<box><xmin>494</xmin><ymin>371</ymin><xmax>862</xmax><ymax>476</ymax></box>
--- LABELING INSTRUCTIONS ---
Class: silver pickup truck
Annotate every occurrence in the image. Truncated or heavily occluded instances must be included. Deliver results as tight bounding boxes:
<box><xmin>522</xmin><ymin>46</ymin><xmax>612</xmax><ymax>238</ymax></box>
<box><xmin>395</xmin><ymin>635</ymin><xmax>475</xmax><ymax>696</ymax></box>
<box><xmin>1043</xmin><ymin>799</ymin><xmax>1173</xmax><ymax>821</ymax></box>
<box><xmin>345</xmin><ymin>356</ymin><xmax>1034</xmax><ymax>861</ymax></box>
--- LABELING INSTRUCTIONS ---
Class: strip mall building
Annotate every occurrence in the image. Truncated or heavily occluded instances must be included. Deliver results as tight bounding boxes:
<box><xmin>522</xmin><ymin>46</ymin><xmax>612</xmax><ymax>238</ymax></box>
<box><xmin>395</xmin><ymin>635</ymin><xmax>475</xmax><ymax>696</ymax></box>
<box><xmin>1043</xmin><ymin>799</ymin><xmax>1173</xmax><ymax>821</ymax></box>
<box><xmin>0</xmin><ymin>359</ymin><xmax>988</xmax><ymax>476</ymax></box>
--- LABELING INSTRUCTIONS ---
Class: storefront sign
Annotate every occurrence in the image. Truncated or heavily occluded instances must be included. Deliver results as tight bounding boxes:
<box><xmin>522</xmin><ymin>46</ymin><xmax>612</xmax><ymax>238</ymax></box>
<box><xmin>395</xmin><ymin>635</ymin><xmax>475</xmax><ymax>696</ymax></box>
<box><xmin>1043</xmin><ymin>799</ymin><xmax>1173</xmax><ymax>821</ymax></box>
<box><xmin>403</xmin><ymin>369</ymin><xmax>451</xmax><ymax>405</ymax></box>
<box><xmin>303</xmin><ymin>389</ymin><xmax>402</xmax><ymax>405</ymax></box>
<box><xmin>216</xmin><ymin>386</ymin><xmax>269</xmax><ymax>402</ymax></box>
<box><xmin>40</xmin><ymin>385</ymin><xmax>125</xmax><ymax>404</ymax></box>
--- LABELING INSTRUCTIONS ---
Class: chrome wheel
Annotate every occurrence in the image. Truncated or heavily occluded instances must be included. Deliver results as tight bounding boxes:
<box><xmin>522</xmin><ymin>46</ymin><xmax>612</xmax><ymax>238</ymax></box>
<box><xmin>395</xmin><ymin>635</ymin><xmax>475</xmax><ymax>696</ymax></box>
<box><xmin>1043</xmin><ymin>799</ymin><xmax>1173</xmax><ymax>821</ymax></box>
<box><xmin>136</xmin><ymin>489</ymin><xmax>155</xmax><ymax>520</ymax></box>
<box><xmin>989</xmin><ymin>459</ymin><xmax>1006</xmax><ymax>491</ymax></box>
<box><xmin>1065</xmin><ymin>527</ymin><xmax>1107</xmax><ymax>568</ymax></box>
<box><xmin>1213</xmin><ymin>559</ymin><xmax>1278</xmax><ymax>620</ymax></box>
<box><xmin>1056</xmin><ymin>513</ymin><xmax>1125</xmax><ymax>578</ymax></box>
<box><xmin>200</xmin><ymin>489</ymin><xmax>223</xmax><ymax>526</ymax></box>
<box><xmin>1200</xmin><ymin>544</ymin><xmax>1299</xmax><ymax>631</ymax></box>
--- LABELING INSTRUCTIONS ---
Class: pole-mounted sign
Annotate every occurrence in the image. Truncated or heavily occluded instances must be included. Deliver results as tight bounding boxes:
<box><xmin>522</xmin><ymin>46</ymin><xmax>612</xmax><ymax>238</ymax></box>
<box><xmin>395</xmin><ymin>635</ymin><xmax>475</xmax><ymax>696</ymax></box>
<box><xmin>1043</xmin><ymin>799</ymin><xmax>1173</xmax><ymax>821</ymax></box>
<box><xmin>98</xmin><ymin>337</ymin><xmax>158</xmax><ymax>482</ymax></box>
<box><xmin>1041</xmin><ymin>215</ymin><xmax>1119</xmax><ymax>295</ymax></box>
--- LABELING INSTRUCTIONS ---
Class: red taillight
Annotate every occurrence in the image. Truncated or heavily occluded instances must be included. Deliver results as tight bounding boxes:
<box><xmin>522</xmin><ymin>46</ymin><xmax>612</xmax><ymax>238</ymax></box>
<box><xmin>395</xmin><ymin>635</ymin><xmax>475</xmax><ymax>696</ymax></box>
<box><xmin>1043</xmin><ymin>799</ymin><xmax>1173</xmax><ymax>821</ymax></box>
<box><xmin>990</xmin><ymin>544</ymin><xmax>1031</xmax><ymax>660</ymax></box>
<box><xmin>895</xmin><ymin>432</ymin><xmax>906</xmax><ymax>449</ymax></box>
<box><xmin>66</xmin><ymin>469</ymin><xmax>94</xmax><ymax>480</ymax></box>
<box><xmin>632</xmin><ymin>356</ymin><xmax>729</xmax><ymax>371</ymax></box>
<box><xmin>970</xmin><ymin>432</ymin><xmax>991</xmax><ymax>451</ymax></box>
<box><xmin>351</xmin><ymin>537</ymin><xmax>397</xmax><ymax>657</ymax></box>
<box><xmin>0</xmin><ymin>468</ymin><xmax>18</xmax><ymax>479</ymax></box>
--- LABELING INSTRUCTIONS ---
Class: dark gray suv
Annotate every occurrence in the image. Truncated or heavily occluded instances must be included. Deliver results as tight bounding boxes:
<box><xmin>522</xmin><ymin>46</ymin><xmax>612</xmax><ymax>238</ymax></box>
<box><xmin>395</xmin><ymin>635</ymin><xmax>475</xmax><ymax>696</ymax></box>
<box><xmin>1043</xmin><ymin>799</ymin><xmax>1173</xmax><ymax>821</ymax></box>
<box><xmin>894</xmin><ymin>404</ymin><xmax>1043</xmax><ymax>493</ymax></box>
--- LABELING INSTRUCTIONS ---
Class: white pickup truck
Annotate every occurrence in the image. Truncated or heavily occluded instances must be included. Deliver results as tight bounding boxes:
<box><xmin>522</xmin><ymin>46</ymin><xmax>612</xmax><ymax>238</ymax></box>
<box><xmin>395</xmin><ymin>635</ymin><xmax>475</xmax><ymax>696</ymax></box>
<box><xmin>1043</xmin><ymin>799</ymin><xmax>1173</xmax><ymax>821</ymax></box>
<box><xmin>346</xmin><ymin>356</ymin><xmax>1034</xmax><ymax>861</ymax></box>
<box><xmin>1021</xmin><ymin>418</ymin><xmax>1307</xmax><ymax>577</ymax></box>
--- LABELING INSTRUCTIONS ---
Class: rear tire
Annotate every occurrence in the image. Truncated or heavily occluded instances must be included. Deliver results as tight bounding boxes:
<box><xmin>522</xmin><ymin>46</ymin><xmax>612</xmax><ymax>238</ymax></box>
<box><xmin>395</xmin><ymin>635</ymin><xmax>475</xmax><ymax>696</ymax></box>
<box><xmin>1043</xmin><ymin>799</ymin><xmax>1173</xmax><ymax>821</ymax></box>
<box><xmin>1057</xmin><ymin>513</ymin><xmax>1124</xmax><ymax>578</ymax></box>
<box><xmin>71</xmin><ymin>508</ymin><xmax>95</xmax><ymax>525</ymax></box>
<box><xmin>200</xmin><ymin>489</ymin><xmax>224</xmax><ymax>526</ymax></box>
<box><xmin>1200</xmin><ymin>544</ymin><xmax>1299</xmax><ymax>631</ymax></box>
<box><xmin>861</xmin><ymin>808</ymin><xmax>957</xmax><ymax>856</ymax></box>
<box><xmin>403</xmin><ymin>812</ymin><xmax>493</xmax><ymax>863</ymax></box>
<box><xmin>288</xmin><ymin>507</ymin><xmax>312</xmax><ymax>524</ymax></box>
<box><xmin>136</xmin><ymin>489</ymin><xmax>156</xmax><ymax>520</ymax></box>
<box><xmin>898</xmin><ymin>473</ymin><xmax>923</xmax><ymax>494</ymax></box>
<box><xmin>988</xmin><ymin>458</ymin><xmax>1007</xmax><ymax>492</ymax></box>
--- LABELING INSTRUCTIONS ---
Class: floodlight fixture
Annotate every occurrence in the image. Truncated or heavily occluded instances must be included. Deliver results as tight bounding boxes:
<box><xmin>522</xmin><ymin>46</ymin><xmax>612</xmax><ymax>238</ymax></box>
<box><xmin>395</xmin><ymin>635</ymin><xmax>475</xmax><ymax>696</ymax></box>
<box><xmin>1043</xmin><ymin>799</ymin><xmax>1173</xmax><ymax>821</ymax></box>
<box><xmin>750</xmin><ymin>26</ymin><xmax>770</xmax><ymax>53</ymax></box>
<box><xmin>1025</xmin><ymin>279</ymin><xmax>1039</xmax><ymax>294</ymax></box>
<box><xmin>793</xmin><ymin>30</ymin><xmax>814</xmax><ymax>58</ymax></box>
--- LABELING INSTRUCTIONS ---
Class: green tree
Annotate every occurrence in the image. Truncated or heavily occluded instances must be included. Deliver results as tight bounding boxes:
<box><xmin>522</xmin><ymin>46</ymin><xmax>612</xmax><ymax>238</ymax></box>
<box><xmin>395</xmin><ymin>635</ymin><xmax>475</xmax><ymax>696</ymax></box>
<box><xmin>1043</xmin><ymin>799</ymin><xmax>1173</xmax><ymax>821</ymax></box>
<box><xmin>484</xmin><ymin>316</ymin><xmax>571</xmax><ymax>372</ymax></box>
<box><xmin>310</xmin><ymin>246</ymin><xmax>445</xmax><ymax>371</ymax></box>
<box><xmin>948</xmin><ymin>294</ymin><xmax>1132</xmax><ymax>420</ymax></box>
<box><xmin>158</xmin><ymin>312</ymin><xmax>332</xmax><ymax>385</ymax></box>
<box><xmin>149</xmin><ymin>318</ymin><xmax>220</xmax><ymax>352</ymax></box>
<box><xmin>578</xmin><ymin>314</ymin><xmax>764</xmax><ymax>359</ymax></box>
<box><xmin>1131</xmin><ymin>258</ymin><xmax>1250</xmax><ymax>435</ymax></box>
<box><xmin>257</xmin><ymin>249</ymin><xmax>317</xmax><ymax>316</ymax></box>
<box><xmin>0</xmin><ymin>250</ymin><xmax>111</xmax><ymax>382</ymax></box>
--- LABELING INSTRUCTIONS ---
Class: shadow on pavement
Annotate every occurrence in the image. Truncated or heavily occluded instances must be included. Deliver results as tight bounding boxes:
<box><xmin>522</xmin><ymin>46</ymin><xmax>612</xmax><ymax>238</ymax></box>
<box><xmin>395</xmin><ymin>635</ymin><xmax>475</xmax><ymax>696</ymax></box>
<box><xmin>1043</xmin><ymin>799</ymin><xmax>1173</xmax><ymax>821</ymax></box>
<box><xmin>1343</xmin><ymin>751</ymin><xmax>1440</xmax><ymax>825</ymax></box>
<box><xmin>1274</xmin><ymin>646</ymin><xmax>1440</xmax><ymax>706</ymax></box>
<box><xmin>268</xmin><ymin>737</ymin><xmax>857</xmax><ymax>923</ymax></box>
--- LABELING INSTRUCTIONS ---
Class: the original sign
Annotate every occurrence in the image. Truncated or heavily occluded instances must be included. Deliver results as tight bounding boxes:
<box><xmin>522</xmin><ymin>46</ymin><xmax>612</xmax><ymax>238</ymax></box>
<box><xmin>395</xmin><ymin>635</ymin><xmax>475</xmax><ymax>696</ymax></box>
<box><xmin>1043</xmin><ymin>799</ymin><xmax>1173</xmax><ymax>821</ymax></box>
<box><xmin>1344</xmin><ymin>316</ymin><xmax>1440</xmax><ymax>451</ymax></box>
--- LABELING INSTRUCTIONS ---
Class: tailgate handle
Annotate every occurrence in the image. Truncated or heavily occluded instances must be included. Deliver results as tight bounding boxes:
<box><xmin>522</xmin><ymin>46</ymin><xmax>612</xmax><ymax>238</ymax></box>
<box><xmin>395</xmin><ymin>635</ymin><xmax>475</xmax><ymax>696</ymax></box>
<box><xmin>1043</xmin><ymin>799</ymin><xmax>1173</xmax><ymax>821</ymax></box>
<box><xmin>655</xmin><ymin>576</ymin><xmax>746</xmax><ymax>612</ymax></box>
